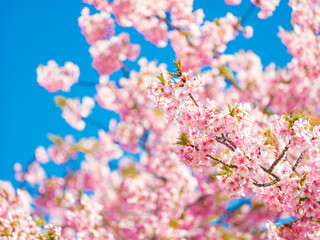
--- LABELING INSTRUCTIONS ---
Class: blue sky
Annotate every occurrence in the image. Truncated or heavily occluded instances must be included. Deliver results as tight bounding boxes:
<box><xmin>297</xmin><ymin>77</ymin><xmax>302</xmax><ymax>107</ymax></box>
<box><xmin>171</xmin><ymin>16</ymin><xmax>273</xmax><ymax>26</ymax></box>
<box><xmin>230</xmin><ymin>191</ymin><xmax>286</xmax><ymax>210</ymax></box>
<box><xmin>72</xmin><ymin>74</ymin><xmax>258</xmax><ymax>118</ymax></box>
<box><xmin>0</xmin><ymin>0</ymin><xmax>292</xmax><ymax>184</ymax></box>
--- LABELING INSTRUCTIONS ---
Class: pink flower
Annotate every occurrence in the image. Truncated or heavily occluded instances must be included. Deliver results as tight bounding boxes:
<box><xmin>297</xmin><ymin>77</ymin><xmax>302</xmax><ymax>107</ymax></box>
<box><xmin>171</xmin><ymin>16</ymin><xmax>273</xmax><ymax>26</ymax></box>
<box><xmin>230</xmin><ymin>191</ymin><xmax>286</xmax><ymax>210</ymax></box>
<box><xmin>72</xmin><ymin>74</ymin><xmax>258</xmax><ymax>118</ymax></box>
<box><xmin>78</xmin><ymin>7</ymin><xmax>115</xmax><ymax>44</ymax></box>
<box><xmin>35</xmin><ymin>146</ymin><xmax>49</xmax><ymax>164</ymax></box>
<box><xmin>242</xmin><ymin>26</ymin><xmax>253</xmax><ymax>38</ymax></box>
<box><xmin>89</xmin><ymin>33</ymin><xmax>140</xmax><ymax>75</ymax></box>
<box><xmin>55</xmin><ymin>96</ymin><xmax>95</xmax><ymax>131</ymax></box>
<box><xmin>224</xmin><ymin>0</ymin><xmax>242</xmax><ymax>5</ymax></box>
<box><xmin>36</xmin><ymin>60</ymin><xmax>79</xmax><ymax>92</ymax></box>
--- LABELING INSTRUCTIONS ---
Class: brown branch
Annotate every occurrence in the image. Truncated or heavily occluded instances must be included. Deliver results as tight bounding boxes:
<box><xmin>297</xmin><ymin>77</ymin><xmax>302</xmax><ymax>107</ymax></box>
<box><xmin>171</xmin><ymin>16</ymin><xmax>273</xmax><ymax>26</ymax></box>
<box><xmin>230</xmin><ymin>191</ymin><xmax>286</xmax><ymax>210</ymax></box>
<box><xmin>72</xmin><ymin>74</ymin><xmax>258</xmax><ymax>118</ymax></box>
<box><xmin>292</xmin><ymin>150</ymin><xmax>306</xmax><ymax>172</ymax></box>
<box><xmin>77</xmin><ymin>81</ymin><xmax>97</xmax><ymax>87</ymax></box>
<box><xmin>182</xmin><ymin>194</ymin><xmax>210</xmax><ymax>213</ymax></box>
<box><xmin>252</xmin><ymin>178</ymin><xmax>279</xmax><ymax>187</ymax></box>
<box><xmin>215</xmin><ymin>137</ymin><xmax>236</xmax><ymax>151</ymax></box>
<box><xmin>223</xmin><ymin>133</ymin><xmax>237</xmax><ymax>149</ymax></box>
<box><xmin>157</xmin><ymin>16</ymin><xmax>195</xmax><ymax>47</ymax></box>
<box><xmin>239</xmin><ymin>3</ymin><xmax>256</xmax><ymax>25</ymax></box>
<box><xmin>285</xmin><ymin>156</ymin><xmax>301</xmax><ymax>177</ymax></box>
<box><xmin>215</xmin><ymin>134</ymin><xmax>237</xmax><ymax>152</ymax></box>
<box><xmin>206</xmin><ymin>154</ymin><xmax>238</xmax><ymax>169</ymax></box>
<box><xmin>259</xmin><ymin>165</ymin><xmax>280</xmax><ymax>181</ymax></box>
<box><xmin>189</xmin><ymin>93</ymin><xmax>199</xmax><ymax>108</ymax></box>
<box><xmin>268</xmin><ymin>142</ymin><xmax>290</xmax><ymax>173</ymax></box>
<box><xmin>225</xmin><ymin>75</ymin><xmax>243</xmax><ymax>91</ymax></box>
<box><xmin>253</xmin><ymin>144</ymin><xmax>291</xmax><ymax>188</ymax></box>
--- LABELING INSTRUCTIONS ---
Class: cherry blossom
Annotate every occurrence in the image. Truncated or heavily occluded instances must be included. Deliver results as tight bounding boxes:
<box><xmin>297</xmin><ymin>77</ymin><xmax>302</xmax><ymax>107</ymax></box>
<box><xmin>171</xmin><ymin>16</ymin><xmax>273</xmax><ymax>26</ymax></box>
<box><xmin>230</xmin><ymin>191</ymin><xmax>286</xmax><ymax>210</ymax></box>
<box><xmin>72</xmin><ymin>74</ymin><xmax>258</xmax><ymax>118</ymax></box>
<box><xmin>36</xmin><ymin>60</ymin><xmax>79</xmax><ymax>93</ymax></box>
<box><xmin>4</xmin><ymin>0</ymin><xmax>320</xmax><ymax>239</ymax></box>
<box><xmin>89</xmin><ymin>33</ymin><xmax>140</xmax><ymax>75</ymax></box>
<box><xmin>78</xmin><ymin>7</ymin><xmax>115</xmax><ymax>44</ymax></box>
<box><xmin>55</xmin><ymin>96</ymin><xmax>95</xmax><ymax>131</ymax></box>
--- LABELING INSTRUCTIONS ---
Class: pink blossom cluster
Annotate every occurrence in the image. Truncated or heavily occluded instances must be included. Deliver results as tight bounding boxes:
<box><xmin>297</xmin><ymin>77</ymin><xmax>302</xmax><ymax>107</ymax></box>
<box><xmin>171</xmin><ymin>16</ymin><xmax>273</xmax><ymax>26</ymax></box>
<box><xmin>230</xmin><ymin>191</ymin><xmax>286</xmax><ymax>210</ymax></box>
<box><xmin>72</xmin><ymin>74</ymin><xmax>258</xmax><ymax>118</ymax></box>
<box><xmin>78</xmin><ymin>7</ymin><xmax>115</xmax><ymax>44</ymax></box>
<box><xmin>0</xmin><ymin>181</ymin><xmax>64</xmax><ymax>240</ymax></box>
<box><xmin>169</xmin><ymin>13</ymin><xmax>240</xmax><ymax>71</ymax></box>
<box><xmin>89</xmin><ymin>33</ymin><xmax>140</xmax><ymax>75</ymax></box>
<box><xmin>14</xmin><ymin>161</ymin><xmax>46</xmax><ymax>186</ymax></box>
<box><xmin>37</xmin><ymin>134</ymin><xmax>78</xmax><ymax>165</ymax></box>
<box><xmin>36</xmin><ymin>60</ymin><xmax>80</xmax><ymax>93</ymax></box>
<box><xmin>96</xmin><ymin>58</ymin><xmax>167</xmax><ymax>152</ymax></box>
<box><xmin>55</xmin><ymin>96</ymin><xmax>95</xmax><ymax>131</ymax></box>
<box><xmin>251</xmin><ymin>0</ymin><xmax>280</xmax><ymax>19</ymax></box>
<box><xmin>86</xmin><ymin>0</ymin><xmax>195</xmax><ymax>47</ymax></box>
<box><xmin>149</xmin><ymin>68</ymin><xmax>320</xmax><ymax>223</ymax></box>
<box><xmin>224</xmin><ymin>0</ymin><xmax>280</xmax><ymax>19</ymax></box>
<box><xmin>6</xmin><ymin>0</ymin><xmax>320</xmax><ymax>239</ymax></box>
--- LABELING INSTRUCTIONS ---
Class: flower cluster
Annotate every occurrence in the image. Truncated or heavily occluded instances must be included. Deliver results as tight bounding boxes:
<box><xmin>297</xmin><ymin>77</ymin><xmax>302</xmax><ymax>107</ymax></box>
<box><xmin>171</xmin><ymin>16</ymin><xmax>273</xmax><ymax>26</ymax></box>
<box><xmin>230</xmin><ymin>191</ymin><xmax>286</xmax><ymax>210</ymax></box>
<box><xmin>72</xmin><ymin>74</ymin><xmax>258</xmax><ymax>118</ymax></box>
<box><xmin>55</xmin><ymin>96</ymin><xmax>95</xmax><ymax>131</ymax></box>
<box><xmin>0</xmin><ymin>181</ymin><xmax>64</xmax><ymax>240</ymax></box>
<box><xmin>36</xmin><ymin>60</ymin><xmax>80</xmax><ymax>93</ymax></box>
<box><xmin>89</xmin><ymin>33</ymin><xmax>140</xmax><ymax>75</ymax></box>
<box><xmin>78</xmin><ymin>7</ymin><xmax>115</xmax><ymax>44</ymax></box>
<box><xmin>6</xmin><ymin>0</ymin><xmax>320</xmax><ymax>239</ymax></box>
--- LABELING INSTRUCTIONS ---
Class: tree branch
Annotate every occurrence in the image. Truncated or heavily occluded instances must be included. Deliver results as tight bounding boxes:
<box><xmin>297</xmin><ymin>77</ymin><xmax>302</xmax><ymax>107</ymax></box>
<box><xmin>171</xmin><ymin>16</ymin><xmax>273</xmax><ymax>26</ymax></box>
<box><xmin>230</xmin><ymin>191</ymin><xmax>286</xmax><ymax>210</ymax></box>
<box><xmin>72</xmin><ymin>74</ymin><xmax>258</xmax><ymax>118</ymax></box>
<box><xmin>252</xmin><ymin>178</ymin><xmax>279</xmax><ymax>187</ymax></box>
<box><xmin>77</xmin><ymin>81</ymin><xmax>97</xmax><ymax>87</ymax></box>
<box><xmin>268</xmin><ymin>142</ymin><xmax>290</xmax><ymax>173</ymax></box>
<box><xmin>206</xmin><ymin>154</ymin><xmax>238</xmax><ymax>169</ymax></box>
<box><xmin>188</xmin><ymin>93</ymin><xmax>199</xmax><ymax>108</ymax></box>
<box><xmin>292</xmin><ymin>149</ymin><xmax>306</xmax><ymax>172</ymax></box>
<box><xmin>215</xmin><ymin>134</ymin><xmax>237</xmax><ymax>152</ymax></box>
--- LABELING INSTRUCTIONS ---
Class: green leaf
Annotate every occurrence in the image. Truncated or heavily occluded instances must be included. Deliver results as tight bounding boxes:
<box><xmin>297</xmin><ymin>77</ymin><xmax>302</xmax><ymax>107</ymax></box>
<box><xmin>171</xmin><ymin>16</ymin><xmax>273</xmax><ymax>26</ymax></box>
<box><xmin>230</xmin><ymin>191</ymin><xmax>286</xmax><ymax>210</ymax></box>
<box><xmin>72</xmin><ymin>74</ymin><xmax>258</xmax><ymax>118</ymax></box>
<box><xmin>54</xmin><ymin>96</ymin><xmax>67</xmax><ymax>108</ymax></box>
<box><xmin>219</xmin><ymin>65</ymin><xmax>234</xmax><ymax>80</ymax></box>
<box><xmin>283</xmin><ymin>108</ymin><xmax>306</xmax><ymax>129</ymax></box>
<box><xmin>283</xmin><ymin>111</ymin><xmax>290</xmax><ymax>121</ymax></box>
<box><xmin>35</xmin><ymin>217</ymin><xmax>46</xmax><ymax>226</ymax></box>
<box><xmin>230</xmin><ymin>156</ymin><xmax>235</xmax><ymax>165</ymax></box>
<box><xmin>293</xmin><ymin>110</ymin><xmax>306</xmax><ymax>120</ymax></box>
<box><xmin>215</xmin><ymin>170</ymin><xmax>230</xmax><ymax>176</ymax></box>
<box><xmin>176</xmin><ymin>132</ymin><xmax>190</xmax><ymax>146</ymax></box>
<box><xmin>291</xmin><ymin>171</ymin><xmax>300</xmax><ymax>178</ymax></box>
<box><xmin>212</xmin><ymin>161</ymin><xmax>220</xmax><ymax>167</ymax></box>
<box><xmin>227</xmin><ymin>103</ymin><xmax>241</xmax><ymax>117</ymax></box>
<box><xmin>221</xmin><ymin>165</ymin><xmax>231</xmax><ymax>172</ymax></box>
<box><xmin>155</xmin><ymin>72</ymin><xmax>166</xmax><ymax>85</ymax></box>
<box><xmin>290</xmin><ymin>107</ymin><xmax>297</xmax><ymax>117</ymax></box>
<box><xmin>46</xmin><ymin>230</ymin><xmax>57</xmax><ymax>240</ymax></box>
<box><xmin>168</xmin><ymin>218</ymin><xmax>180</xmax><ymax>228</ymax></box>
<box><xmin>300</xmin><ymin>171</ymin><xmax>308</xmax><ymax>185</ymax></box>
<box><xmin>299</xmin><ymin>197</ymin><xmax>308</xmax><ymax>204</ymax></box>
<box><xmin>121</xmin><ymin>166</ymin><xmax>139</xmax><ymax>178</ymax></box>
<box><xmin>206</xmin><ymin>215</ymin><xmax>219</xmax><ymax>223</ymax></box>
<box><xmin>173</xmin><ymin>57</ymin><xmax>182</xmax><ymax>74</ymax></box>
<box><xmin>153</xmin><ymin>108</ymin><xmax>164</xmax><ymax>117</ymax></box>
<box><xmin>78</xmin><ymin>189</ymin><xmax>83</xmax><ymax>198</ymax></box>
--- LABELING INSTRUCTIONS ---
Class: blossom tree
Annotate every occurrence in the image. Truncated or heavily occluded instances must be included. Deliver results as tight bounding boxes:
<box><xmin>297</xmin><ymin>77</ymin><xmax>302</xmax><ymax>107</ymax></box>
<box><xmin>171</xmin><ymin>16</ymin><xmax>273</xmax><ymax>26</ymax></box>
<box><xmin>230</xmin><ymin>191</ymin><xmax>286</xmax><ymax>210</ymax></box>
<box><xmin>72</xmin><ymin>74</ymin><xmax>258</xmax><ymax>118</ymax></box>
<box><xmin>2</xmin><ymin>0</ymin><xmax>320</xmax><ymax>239</ymax></box>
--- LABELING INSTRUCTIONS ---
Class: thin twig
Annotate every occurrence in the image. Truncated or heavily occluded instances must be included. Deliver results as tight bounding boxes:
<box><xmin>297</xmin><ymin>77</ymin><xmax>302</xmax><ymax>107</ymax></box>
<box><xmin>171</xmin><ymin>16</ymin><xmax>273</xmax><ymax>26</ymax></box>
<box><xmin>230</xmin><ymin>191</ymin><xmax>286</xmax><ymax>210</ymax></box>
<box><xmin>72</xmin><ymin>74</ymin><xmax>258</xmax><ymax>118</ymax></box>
<box><xmin>292</xmin><ymin>150</ymin><xmax>306</xmax><ymax>172</ymax></box>
<box><xmin>225</xmin><ymin>75</ymin><xmax>243</xmax><ymax>91</ymax></box>
<box><xmin>157</xmin><ymin>15</ymin><xmax>195</xmax><ymax>47</ymax></box>
<box><xmin>285</xmin><ymin>155</ymin><xmax>300</xmax><ymax>177</ymax></box>
<box><xmin>77</xmin><ymin>81</ymin><xmax>97</xmax><ymax>87</ymax></box>
<box><xmin>268</xmin><ymin>142</ymin><xmax>290</xmax><ymax>173</ymax></box>
<box><xmin>252</xmin><ymin>179</ymin><xmax>279</xmax><ymax>187</ymax></box>
<box><xmin>85</xmin><ymin>117</ymin><xmax>108</xmax><ymax>130</ymax></box>
<box><xmin>215</xmin><ymin>135</ymin><xmax>236</xmax><ymax>152</ymax></box>
<box><xmin>189</xmin><ymin>93</ymin><xmax>199</xmax><ymax>107</ymax></box>
<box><xmin>206</xmin><ymin>154</ymin><xmax>238</xmax><ymax>169</ymax></box>
<box><xmin>253</xmin><ymin>143</ymin><xmax>291</xmax><ymax>188</ymax></box>
<box><xmin>122</xmin><ymin>63</ymin><xmax>130</xmax><ymax>78</ymax></box>
<box><xmin>239</xmin><ymin>3</ymin><xmax>256</xmax><ymax>25</ymax></box>
<box><xmin>259</xmin><ymin>165</ymin><xmax>280</xmax><ymax>181</ymax></box>
<box><xmin>223</xmin><ymin>133</ymin><xmax>237</xmax><ymax>149</ymax></box>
